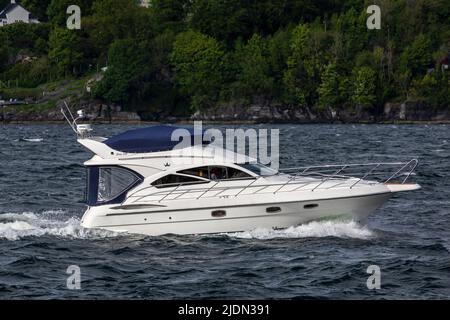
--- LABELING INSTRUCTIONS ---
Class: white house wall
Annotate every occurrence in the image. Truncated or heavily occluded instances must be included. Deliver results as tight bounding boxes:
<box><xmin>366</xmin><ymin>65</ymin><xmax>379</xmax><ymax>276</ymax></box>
<box><xmin>0</xmin><ymin>5</ymin><xmax>39</xmax><ymax>26</ymax></box>
<box><xmin>6</xmin><ymin>6</ymin><xmax>30</xmax><ymax>24</ymax></box>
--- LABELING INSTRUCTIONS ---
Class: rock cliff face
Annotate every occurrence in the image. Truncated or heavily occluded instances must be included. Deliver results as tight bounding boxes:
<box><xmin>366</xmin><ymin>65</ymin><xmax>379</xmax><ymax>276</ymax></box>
<box><xmin>78</xmin><ymin>102</ymin><xmax>141</xmax><ymax>123</ymax></box>
<box><xmin>1</xmin><ymin>100</ymin><xmax>141</xmax><ymax>123</ymax></box>
<box><xmin>191</xmin><ymin>100</ymin><xmax>315</xmax><ymax>123</ymax></box>
<box><xmin>383</xmin><ymin>102</ymin><xmax>449</xmax><ymax>122</ymax></box>
<box><xmin>1</xmin><ymin>98</ymin><xmax>448</xmax><ymax>123</ymax></box>
<box><xmin>190</xmin><ymin>100</ymin><xmax>448</xmax><ymax>123</ymax></box>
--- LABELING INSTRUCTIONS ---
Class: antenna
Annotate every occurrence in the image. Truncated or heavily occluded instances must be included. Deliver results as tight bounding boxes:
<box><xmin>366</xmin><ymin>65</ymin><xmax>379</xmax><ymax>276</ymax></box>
<box><xmin>61</xmin><ymin>101</ymin><xmax>77</xmax><ymax>133</ymax></box>
<box><xmin>61</xmin><ymin>101</ymin><xmax>92</xmax><ymax>138</ymax></box>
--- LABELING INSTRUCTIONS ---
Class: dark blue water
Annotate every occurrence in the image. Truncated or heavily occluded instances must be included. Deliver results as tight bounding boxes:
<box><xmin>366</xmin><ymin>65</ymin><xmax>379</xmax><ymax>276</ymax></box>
<box><xmin>0</xmin><ymin>124</ymin><xmax>449</xmax><ymax>299</ymax></box>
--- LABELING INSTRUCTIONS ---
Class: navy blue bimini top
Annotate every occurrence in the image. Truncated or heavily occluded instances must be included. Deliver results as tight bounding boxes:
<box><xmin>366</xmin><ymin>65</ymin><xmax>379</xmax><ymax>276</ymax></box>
<box><xmin>104</xmin><ymin>125</ymin><xmax>210</xmax><ymax>153</ymax></box>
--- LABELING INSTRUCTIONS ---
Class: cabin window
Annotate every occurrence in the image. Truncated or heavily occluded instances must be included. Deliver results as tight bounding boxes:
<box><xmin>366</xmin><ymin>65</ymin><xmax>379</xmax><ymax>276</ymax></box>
<box><xmin>177</xmin><ymin>166</ymin><xmax>252</xmax><ymax>180</ymax></box>
<box><xmin>238</xmin><ymin>163</ymin><xmax>278</xmax><ymax>176</ymax></box>
<box><xmin>209</xmin><ymin>167</ymin><xmax>227</xmax><ymax>180</ymax></box>
<box><xmin>86</xmin><ymin>166</ymin><xmax>142</xmax><ymax>206</ymax></box>
<box><xmin>177</xmin><ymin>167</ymin><xmax>209</xmax><ymax>179</ymax></box>
<box><xmin>97</xmin><ymin>167</ymin><xmax>140</xmax><ymax>202</ymax></box>
<box><xmin>227</xmin><ymin>167</ymin><xmax>251</xmax><ymax>179</ymax></box>
<box><xmin>151</xmin><ymin>174</ymin><xmax>206</xmax><ymax>188</ymax></box>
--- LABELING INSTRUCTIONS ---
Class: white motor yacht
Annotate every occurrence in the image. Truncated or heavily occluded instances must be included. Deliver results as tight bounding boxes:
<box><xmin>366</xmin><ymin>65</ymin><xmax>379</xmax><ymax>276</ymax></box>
<box><xmin>62</xmin><ymin>107</ymin><xmax>420</xmax><ymax>236</ymax></box>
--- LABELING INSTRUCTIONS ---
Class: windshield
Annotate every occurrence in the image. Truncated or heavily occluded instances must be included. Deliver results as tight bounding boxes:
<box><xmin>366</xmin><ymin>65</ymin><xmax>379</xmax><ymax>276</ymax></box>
<box><xmin>87</xmin><ymin>166</ymin><xmax>142</xmax><ymax>206</ymax></box>
<box><xmin>238</xmin><ymin>163</ymin><xmax>278</xmax><ymax>176</ymax></box>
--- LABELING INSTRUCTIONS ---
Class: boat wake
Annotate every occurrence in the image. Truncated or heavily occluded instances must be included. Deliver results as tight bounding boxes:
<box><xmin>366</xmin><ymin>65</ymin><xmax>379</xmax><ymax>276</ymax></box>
<box><xmin>227</xmin><ymin>220</ymin><xmax>374</xmax><ymax>240</ymax></box>
<box><xmin>1</xmin><ymin>211</ymin><xmax>374</xmax><ymax>241</ymax></box>
<box><xmin>0</xmin><ymin>211</ymin><xmax>118</xmax><ymax>241</ymax></box>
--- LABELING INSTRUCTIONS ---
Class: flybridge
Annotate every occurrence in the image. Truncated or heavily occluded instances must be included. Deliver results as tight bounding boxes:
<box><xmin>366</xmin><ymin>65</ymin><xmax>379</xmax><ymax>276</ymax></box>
<box><xmin>60</xmin><ymin>103</ymin><xmax>279</xmax><ymax>169</ymax></box>
<box><xmin>61</xmin><ymin>103</ymin><xmax>210</xmax><ymax>156</ymax></box>
<box><xmin>104</xmin><ymin>125</ymin><xmax>211</xmax><ymax>153</ymax></box>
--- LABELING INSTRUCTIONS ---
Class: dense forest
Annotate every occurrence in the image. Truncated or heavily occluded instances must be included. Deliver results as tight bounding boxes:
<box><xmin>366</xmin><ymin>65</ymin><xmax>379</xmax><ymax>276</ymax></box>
<box><xmin>0</xmin><ymin>0</ymin><xmax>449</xmax><ymax>120</ymax></box>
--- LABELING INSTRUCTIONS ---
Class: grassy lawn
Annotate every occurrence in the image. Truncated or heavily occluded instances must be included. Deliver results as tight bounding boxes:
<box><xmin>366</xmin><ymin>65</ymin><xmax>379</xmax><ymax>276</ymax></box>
<box><xmin>0</xmin><ymin>74</ymin><xmax>96</xmax><ymax>117</ymax></box>
<box><xmin>0</xmin><ymin>87</ymin><xmax>42</xmax><ymax>100</ymax></box>
<box><xmin>4</xmin><ymin>101</ymin><xmax>57</xmax><ymax>114</ymax></box>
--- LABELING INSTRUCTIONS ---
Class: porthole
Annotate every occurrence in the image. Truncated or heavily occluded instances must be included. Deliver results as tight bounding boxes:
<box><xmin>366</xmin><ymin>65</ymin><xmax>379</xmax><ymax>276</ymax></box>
<box><xmin>211</xmin><ymin>210</ymin><xmax>226</xmax><ymax>218</ymax></box>
<box><xmin>266</xmin><ymin>206</ymin><xmax>281</xmax><ymax>213</ymax></box>
<box><xmin>304</xmin><ymin>204</ymin><xmax>319</xmax><ymax>209</ymax></box>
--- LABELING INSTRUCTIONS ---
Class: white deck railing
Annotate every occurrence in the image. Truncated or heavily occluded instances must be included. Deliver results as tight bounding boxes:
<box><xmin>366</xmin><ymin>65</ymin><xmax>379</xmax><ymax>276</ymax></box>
<box><xmin>127</xmin><ymin>159</ymin><xmax>418</xmax><ymax>203</ymax></box>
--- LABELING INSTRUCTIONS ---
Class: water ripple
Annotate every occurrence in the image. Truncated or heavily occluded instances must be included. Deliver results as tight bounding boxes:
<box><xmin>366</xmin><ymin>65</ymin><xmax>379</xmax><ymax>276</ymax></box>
<box><xmin>1</xmin><ymin>124</ymin><xmax>449</xmax><ymax>299</ymax></box>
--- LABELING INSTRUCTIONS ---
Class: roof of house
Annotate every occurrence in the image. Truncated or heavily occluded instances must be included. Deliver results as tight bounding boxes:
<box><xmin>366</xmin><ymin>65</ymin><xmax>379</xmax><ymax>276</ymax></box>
<box><xmin>0</xmin><ymin>3</ymin><xmax>18</xmax><ymax>19</ymax></box>
<box><xmin>0</xmin><ymin>2</ymin><xmax>35</xmax><ymax>20</ymax></box>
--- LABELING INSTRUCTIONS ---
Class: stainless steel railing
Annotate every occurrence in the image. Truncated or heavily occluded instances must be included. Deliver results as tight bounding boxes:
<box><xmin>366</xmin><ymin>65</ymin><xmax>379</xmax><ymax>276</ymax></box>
<box><xmin>127</xmin><ymin>159</ymin><xmax>418</xmax><ymax>203</ymax></box>
<box><xmin>279</xmin><ymin>159</ymin><xmax>418</xmax><ymax>186</ymax></box>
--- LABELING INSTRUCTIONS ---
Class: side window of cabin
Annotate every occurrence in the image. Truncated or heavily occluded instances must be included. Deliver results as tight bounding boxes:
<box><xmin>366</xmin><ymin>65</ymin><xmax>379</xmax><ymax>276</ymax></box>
<box><xmin>86</xmin><ymin>166</ymin><xmax>143</xmax><ymax>206</ymax></box>
<box><xmin>151</xmin><ymin>174</ymin><xmax>204</xmax><ymax>188</ymax></box>
<box><xmin>227</xmin><ymin>167</ymin><xmax>252</xmax><ymax>179</ymax></box>
<box><xmin>177</xmin><ymin>166</ymin><xmax>252</xmax><ymax>180</ymax></box>
<box><xmin>177</xmin><ymin>167</ymin><xmax>209</xmax><ymax>179</ymax></box>
<box><xmin>98</xmin><ymin>167</ymin><xmax>141</xmax><ymax>202</ymax></box>
<box><xmin>209</xmin><ymin>167</ymin><xmax>227</xmax><ymax>180</ymax></box>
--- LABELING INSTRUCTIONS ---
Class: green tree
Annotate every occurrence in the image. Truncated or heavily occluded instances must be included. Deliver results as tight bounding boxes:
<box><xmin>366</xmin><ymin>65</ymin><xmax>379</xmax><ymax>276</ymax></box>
<box><xmin>20</xmin><ymin>0</ymin><xmax>52</xmax><ymax>21</ymax></box>
<box><xmin>411</xmin><ymin>72</ymin><xmax>449</xmax><ymax>109</ymax></box>
<box><xmin>317</xmin><ymin>62</ymin><xmax>339</xmax><ymax>111</ymax></box>
<box><xmin>0</xmin><ymin>30</ymin><xmax>9</xmax><ymax>72</ymax></box>
<box><xmin>34</xmin><ymin>37</ymin><xmax>48</xmax><ymax>55</ymax></box>
<box><xmin>85</xmin><ymin>0</ymin><xmax>154</xmax><ymax>53</ymax></box>
<box><xmin>93</xmin><ymin>38</ymin><xmax>149</xmax><ymax>104</ymax></box>
<box><xmin>283</xmin><ymin>23</ymin><xmax>322</xmax><ymax>107</ymax></box>
<box><xmin>151</xmin><ymin>0</ymin><xmax>190</xmax><ymax>33</ymax></box>
<box><xmin>234</xmin><ymin>34</ymin><xmax>273</xmax><ymax>97</ymax></box>
<box><xmin>48</xmin><ymin>27</ymin><xmax>84</xmax><ymax>76</ymax></box>
<box><xmin>266</xmin><ymin>29</ymin><xmax>291</xmax><ymax>90</ymax></box>
<box><xmin>0</xmin><ymin>23</ymin><xmax>49</xmax><ymax>50</ymax></box>
<box><xmin>400</xmin><ymin>34</ymin><xmax>433</xmax><ymax>77</ymax></box>
<box><xmin>170</xmin><ymin>30</ymin><xmax>225</xmax><ymax>110</ymax></box>
<box><xmin>1</xmin><ymin>56</ymin><xmax>51</xmax><ymax>87</ymax></box>
<box><xmin>333</xmin><ymin>7</ymin><xmax>368</xmax><ymax>60</ymax></box>
<box><xmin>188</xmin><ymin>0</ymin><xmax>344</xmax><ymax>46</ymax></box>
<box><xmin>47</xmin><ymin>0</ymin><xmax>93</xmax><ymax>27</ymax></box>
<box><xmin>351</xmin><ymin>67</ymin><xmax>376</xmax><ymax>109</ymax></box>
<box><xmin>189</xmin><ymin>0</ymin><xmax>251</xmax><ymax>46</ymax></box>
<box><xmin>0</xmin><ymin>44</ymin><xmax>9</xmax><ymax>73</ymax></box>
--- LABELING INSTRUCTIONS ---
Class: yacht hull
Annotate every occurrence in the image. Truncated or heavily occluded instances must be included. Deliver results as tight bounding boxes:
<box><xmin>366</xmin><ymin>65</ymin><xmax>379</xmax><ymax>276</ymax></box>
<box><xmin>81</xmin><ymin>192</ymin><xmax>392</xmax><ymax>236</ymax></box>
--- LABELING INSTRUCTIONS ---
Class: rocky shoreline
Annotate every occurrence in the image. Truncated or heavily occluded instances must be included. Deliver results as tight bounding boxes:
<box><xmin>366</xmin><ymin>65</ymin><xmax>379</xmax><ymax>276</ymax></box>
<box><xmin>1</xmin><ymin>99</ymin><xmax>449</xmax><ymax>124</ymax></box>
<box><xmin>188</xmin><ymin>100</ymin><xmax>449</xmax><ymax>124</ymax></box>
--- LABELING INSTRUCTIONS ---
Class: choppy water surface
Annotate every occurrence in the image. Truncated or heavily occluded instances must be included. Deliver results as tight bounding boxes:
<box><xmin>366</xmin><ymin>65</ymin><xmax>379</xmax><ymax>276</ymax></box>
<box><xmin>0</xmin><ymin>124</ymin><xmax>449</xmax><ymax>299</ymax></box>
